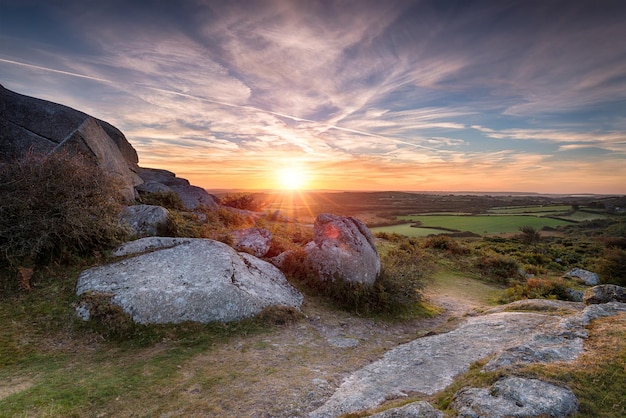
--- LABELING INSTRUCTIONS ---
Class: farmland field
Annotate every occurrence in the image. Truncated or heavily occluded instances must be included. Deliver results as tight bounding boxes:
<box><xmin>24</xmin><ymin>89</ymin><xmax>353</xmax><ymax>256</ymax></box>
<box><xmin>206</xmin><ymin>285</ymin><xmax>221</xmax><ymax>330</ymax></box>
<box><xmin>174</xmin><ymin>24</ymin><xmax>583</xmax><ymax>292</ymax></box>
<box><xmin>487</xmin><ymin>205</ymin><xmax>571</xmax><ymax>215</ymax></box>
<box><xmin>370</xmin><ymin>224</ymin><xmax>454</xmax><ymax>237</ymax></box>
<box><xmin>371</xmin><ymin>214</ymin><xmax>572</xmax><ymax>236</ymax></box>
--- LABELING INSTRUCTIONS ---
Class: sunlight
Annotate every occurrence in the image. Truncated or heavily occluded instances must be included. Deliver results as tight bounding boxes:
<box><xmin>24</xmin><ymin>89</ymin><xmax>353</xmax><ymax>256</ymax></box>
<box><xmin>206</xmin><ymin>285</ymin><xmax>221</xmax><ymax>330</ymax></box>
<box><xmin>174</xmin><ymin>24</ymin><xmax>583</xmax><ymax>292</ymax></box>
<box><xmin>276</xmin><ymin>165</ymin><xmax>309</xmax><ymax>190</ymax></box>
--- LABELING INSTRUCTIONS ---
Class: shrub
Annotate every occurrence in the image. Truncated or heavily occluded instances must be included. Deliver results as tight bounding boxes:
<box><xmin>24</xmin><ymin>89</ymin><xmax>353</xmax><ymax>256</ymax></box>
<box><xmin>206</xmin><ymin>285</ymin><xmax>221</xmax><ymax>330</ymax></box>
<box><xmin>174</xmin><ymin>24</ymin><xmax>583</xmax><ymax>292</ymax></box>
<box><xmin>501</xmin><ymin>277</ymin><xmax>571</xmax><ymax>303</ymax></box>
<box><xmin>139</xmin><ymin>190</ymin><xmax>185</xmax><ymax>210</ymax></box>
<box><xmin>0</xmin><ymin>151</ymin><xmax>126</xmax><ymax>268</ymax></box>
<box><xmin>220</xmin><ymin>193</ymin><xmax>262</xmax><ymax>212</ymax></box>
<box><xmin>422</xmin><ymin>235</ymin><xmax>470</xmax><ymax>255</ymax></box>
<box><xmin>518</xmin><ymin>225</ymin><xmax>541</xmax><ymax>244</ymax></box>
<box><xmin>287</xmin><ymin>244</ymin><xmax>431</xmax><ymax>317</ymax></box>
<box><xmin>596</xmin><ymin>248</ymin><xmax>626</xmax><ymax>287</ymax></box>
<box><xmin>474</xmin><ymin>251</ymin><xmax>521</xmax><ymax>284</ymax></box>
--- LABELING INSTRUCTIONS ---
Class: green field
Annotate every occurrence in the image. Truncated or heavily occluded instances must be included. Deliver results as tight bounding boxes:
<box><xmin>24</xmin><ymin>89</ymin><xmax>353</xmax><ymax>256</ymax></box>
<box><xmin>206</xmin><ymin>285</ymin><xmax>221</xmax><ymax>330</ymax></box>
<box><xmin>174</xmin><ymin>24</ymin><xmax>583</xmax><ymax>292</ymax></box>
<box><xmin>372</xmin><ymin>215</ymin><xmax>572</xmax><ymax>236</ymax></box>
<box><xmin>487</xmin><ymin>205</ymin><xmax>572</xmax><ymax>215</ymax></box>
<box><xmin>371</xmin><ymin>224</ymin><xmax>454</xmax><ymax>237</ymax></box>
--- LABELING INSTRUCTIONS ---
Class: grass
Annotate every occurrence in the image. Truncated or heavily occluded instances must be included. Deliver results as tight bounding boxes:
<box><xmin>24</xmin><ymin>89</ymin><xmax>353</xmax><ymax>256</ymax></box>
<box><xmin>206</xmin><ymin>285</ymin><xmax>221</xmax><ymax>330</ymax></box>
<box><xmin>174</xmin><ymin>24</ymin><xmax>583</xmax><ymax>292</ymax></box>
<box><xmin>394</xmin><ymin>214</ymin><xmax>572</xmax><ymax>235</ymax></box>
<box><xmin>0</xmin><ymin>263</ymin><xmax>283</xmax><ymax>417</ymax></box>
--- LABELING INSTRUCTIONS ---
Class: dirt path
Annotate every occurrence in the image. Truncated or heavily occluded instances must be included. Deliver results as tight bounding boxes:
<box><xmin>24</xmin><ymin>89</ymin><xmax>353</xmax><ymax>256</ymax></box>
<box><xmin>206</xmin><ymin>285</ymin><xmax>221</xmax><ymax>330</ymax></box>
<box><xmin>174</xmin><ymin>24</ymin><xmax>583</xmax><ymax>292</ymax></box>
<box><xmin>108</xmin><ymin>273</ymin><xmax>502</xmax><ymax>417</ymax></box>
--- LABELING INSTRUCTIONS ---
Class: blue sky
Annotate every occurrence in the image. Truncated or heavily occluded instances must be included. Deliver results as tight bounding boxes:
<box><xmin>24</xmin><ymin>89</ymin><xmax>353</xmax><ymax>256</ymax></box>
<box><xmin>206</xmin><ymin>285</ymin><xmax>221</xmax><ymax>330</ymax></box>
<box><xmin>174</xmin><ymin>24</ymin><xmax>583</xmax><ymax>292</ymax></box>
<box><xmin>1</xmin><ymin>0</ymin><xmax>625</xmax><ymax>193</ymax></box>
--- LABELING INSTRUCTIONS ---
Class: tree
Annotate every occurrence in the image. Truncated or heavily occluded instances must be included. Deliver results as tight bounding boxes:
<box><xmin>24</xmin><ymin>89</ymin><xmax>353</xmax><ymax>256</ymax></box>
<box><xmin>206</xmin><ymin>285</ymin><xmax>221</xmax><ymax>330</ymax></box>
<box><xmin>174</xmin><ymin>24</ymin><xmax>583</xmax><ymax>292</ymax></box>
<box><xmin>519</xmin><ymin>225</ymin><xmax>541</xmax><ymax>245</ymax></box>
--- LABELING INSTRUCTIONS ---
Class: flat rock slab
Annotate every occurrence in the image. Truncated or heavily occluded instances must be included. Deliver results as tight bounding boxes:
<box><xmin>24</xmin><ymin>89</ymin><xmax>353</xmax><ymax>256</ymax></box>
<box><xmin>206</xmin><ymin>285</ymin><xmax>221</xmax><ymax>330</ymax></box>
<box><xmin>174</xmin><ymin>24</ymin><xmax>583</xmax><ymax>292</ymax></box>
<box><xmin>77</xmin><ymin>239</ymin><xmax>303</xmax><ymax>324</ymax></box>
<box><xmin>311</xmin><ymin>312</ymin><xmax>562</xmax><ymax>417</ymax></box>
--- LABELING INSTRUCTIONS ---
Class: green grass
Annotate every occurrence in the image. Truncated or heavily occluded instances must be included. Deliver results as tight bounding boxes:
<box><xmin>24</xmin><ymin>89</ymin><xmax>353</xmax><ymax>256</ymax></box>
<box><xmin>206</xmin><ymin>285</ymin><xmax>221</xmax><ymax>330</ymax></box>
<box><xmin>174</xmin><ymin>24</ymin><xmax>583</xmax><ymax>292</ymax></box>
<box><xmin>371</xmin><ymin>224</ymin><xmax>453</xmax><ymax>237</ymax></box>
<box><xmin>559</xmin><ymin>210</ymin><xmax>608</xmax><ymax>222</ymax></box>
<box><xmin>0</xmin><ymin>264</ymin><xmax>277</xmax><ymax>417</ymax></box>
<box><xmin>380</xmin><ymin>215</ymin><xmax>571</xmax><ymax>235</ymax></box>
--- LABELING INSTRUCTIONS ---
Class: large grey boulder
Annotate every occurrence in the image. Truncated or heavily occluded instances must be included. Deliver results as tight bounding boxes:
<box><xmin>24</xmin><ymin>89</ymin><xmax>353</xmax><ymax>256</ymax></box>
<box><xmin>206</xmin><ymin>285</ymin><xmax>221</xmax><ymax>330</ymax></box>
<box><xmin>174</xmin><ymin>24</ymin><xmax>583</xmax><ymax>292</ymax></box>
<box><xmin>232</xmin><ymin>228</ymin><xmax>273</xmax><ymax>257</ymax></box>
<box><xmin>54</xmin><ymin>117</ymin><xmax>142</xmax><ymax>201</ymax></box>
<box><xmin>564</xmin><ymin>268</ymin><xmax>599</xmax><ymax>286</ymax></box>
<box><xmin>0</xmin><ymin>84</ymin><xmax>138</xmax><ymax>168</ymax></box>
<box><xmin>76</xmin><ymin>238</ymin><xmax>303</xmax><ymax>324</ymax></box>
<box><xmin>170</xmin><ymin>184</ymin><xmax>219</xmax><ymax>211</ymax></box>
<box><xmin>0</xmin><ymin>85</ymin><xmax>141</xmax><ymax>201</ymax></box>
<box><xmin>306</xmin><ymin>213</ymin><xmax>380</xmax><ymax>285</ymax></box>
<box><xmin>452</xmin><ymin>377</ymin><xmax>578</xmax><ymax>417</ymax></box>
<box><xmin>583</xmin><ymin>284</ymin><xmax>626</xmax><ymax>305</ymax></box>
<box><xmin>120</xmin><ymin>205</ymin><xmax>171</xmax><ymax>237</ymax></box>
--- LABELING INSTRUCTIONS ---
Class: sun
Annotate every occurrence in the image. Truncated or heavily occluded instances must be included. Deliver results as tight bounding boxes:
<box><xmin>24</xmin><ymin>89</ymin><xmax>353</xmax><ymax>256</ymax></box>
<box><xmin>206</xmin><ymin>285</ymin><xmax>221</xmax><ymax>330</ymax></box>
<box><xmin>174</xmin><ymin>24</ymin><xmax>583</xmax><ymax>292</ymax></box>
<box><xmin>276</xmin><ymin>166</ymin><xmax>309</xmax><ymax>190</ymax></box>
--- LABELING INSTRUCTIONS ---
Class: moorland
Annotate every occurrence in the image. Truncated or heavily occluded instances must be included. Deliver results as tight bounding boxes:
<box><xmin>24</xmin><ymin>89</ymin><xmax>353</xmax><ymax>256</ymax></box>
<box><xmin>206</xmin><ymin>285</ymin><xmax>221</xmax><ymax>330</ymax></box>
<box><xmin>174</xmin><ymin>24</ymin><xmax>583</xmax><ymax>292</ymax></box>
<box><xmin>1</xmin><ymin>189</ymin><xmax>625</xmax><ymax>417</ymax></box>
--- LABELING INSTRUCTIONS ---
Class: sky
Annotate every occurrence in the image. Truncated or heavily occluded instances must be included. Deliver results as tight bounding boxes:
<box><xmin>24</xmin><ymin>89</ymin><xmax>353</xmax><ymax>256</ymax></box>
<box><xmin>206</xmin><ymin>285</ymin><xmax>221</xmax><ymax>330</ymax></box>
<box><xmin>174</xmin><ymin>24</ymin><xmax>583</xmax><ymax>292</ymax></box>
<box><xmin>1</xmin><ymin>0</ymin><xmax>625</xmax><ymax>194</ymax></box>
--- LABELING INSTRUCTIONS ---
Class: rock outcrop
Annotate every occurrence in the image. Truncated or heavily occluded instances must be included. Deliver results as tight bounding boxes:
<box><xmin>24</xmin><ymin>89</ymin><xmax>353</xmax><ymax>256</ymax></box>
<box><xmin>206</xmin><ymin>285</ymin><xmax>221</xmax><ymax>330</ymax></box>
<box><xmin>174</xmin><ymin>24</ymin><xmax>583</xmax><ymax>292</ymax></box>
<box><xmin>452</xmin><ymin>377</ymin><xmax>578</xmax><ymax>418</ymax></box>
<box><xmin>306</xmin><ymin>214</ymin><xmax>380</xmax><ymax>285</ymax></box>
<box><xmin>310</xmin><ymin>297</ymin><xmax>626</xmax><ymax>418</ymax></box>
<box><xmin>1</xmin><ymin>85</ymin><xmax>142</xmax><ymax>201</ymax></box>
<box><xmin>137</xmin><ymin>167</ymin><xmax>219</xmax><ymax>211</ymax></box>
<box><xmin>76</xmin><ymin>238</ymin><xmax>303</xmax><ymax>324</ymax></box>
<box><xmin>55</xmin><ymin>117</ymin><xmax>141</xmax><ymax>201</ymax></box>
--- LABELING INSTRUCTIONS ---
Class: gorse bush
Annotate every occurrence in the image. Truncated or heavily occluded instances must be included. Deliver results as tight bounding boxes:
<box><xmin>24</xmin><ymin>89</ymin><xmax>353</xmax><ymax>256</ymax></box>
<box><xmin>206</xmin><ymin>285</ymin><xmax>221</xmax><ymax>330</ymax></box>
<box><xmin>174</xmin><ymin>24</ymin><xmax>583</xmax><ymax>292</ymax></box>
<box><xmin>596</xmin><ymin>247</ymin><xmax>626</xmax><ymax>287</ymax></box>
<box><xmin>422</xmin><ymin>234</ymin><xmax>470</xmax><ymax>255</ymax></box>
<box><xmin>474</xmin><ymin>251</ymin><xmax>521</xmax><ymax>284</ymax></box>
<box><xmin>220</xmin><ymin>193</ymin><xmax>262</xmax><ymax>212</ymax></box>
<box><xmin>500</xmin><ymin>277</ymin><xmax>571</xmax><ymax>303</ymax></box>
<box><xmin>0</xmin><ymin>151</ymin><xmax>126</xmax><ymax>268</ymax></box>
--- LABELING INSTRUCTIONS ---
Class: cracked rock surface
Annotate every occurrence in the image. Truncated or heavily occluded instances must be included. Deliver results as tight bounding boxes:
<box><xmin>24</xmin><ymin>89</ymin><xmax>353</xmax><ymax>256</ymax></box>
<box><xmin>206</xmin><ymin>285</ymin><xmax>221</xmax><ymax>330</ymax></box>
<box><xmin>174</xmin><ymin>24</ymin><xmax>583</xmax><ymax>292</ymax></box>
<box><xmin>76</xmin><ymin>238</ymin><xmax>303</xmax><ymax>324</ymax></box>
<box><xmin>310</xmin><ymin>299</ymin><xmax>626</xmax><ymax>418</ymax></box>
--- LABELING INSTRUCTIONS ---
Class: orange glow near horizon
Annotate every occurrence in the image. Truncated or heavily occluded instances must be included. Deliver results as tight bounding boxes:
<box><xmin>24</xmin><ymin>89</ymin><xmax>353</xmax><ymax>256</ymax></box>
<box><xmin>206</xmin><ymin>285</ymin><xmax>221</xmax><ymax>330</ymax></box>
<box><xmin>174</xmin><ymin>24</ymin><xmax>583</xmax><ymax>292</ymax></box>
<box><xmin>137</xmin><ymin>151</ymin><xmax>626</xmax><ymax>195</ymax></box>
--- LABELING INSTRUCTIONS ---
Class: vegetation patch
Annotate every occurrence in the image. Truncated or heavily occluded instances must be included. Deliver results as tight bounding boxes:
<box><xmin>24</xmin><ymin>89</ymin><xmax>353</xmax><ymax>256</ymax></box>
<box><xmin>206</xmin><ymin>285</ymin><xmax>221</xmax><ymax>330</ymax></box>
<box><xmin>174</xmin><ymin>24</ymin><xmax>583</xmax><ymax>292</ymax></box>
<box><xmin>0</xmin><ymin>151</ymin><xmax>126</xmax><ymax>276</ymax></box>
<box><xmin>499</xmin><ymin>277</ymin><xmax>572</xmax><ymax>303</ymax></box>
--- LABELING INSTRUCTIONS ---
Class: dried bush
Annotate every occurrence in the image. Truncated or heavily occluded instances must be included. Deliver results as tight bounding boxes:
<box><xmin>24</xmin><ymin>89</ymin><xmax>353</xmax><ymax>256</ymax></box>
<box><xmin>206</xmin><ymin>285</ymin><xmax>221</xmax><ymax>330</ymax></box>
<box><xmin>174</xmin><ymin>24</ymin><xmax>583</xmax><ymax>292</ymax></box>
<box><xmin>422</xmin><ymin>234</ymin><xmax>470</xmax><ymax>255</ymax></box>
<box><xmin>474</xmin><ymin>251</ymin><xmax>521</xmax><ymax>284</ymax></box>
<box><xmin>596</xmin><ymin>248</ymin><xmax>626</xmax><ymax>287</ymax></box>
<box><xmin>139</xmin><ymin>190</ymin><xmax>185</xmax><ymax>210</ymax></box>
<box><xmin>518</xmin><ymin>225</ymin><xmax>542</xmax><ymax>244</ymax></box>
<box><xmin>0</xmin><ymin>151</ymin><xmax>126</xmax><ymax>267</ymax></box>
<box><xmin>220</xmin><ymin>193</ymin><xmax>262</xmax><ymax>212</ymax></box>
<box><xmin>285</xmin><ymin>243</ymin><xmax>431</xmax><ymax>317</ymax></box>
